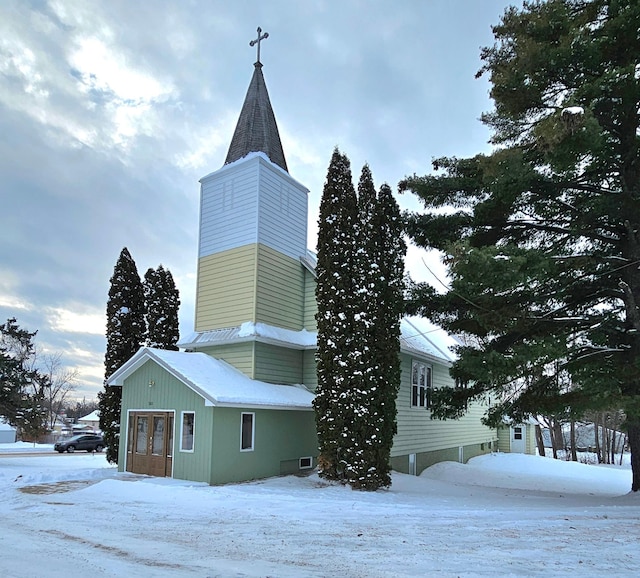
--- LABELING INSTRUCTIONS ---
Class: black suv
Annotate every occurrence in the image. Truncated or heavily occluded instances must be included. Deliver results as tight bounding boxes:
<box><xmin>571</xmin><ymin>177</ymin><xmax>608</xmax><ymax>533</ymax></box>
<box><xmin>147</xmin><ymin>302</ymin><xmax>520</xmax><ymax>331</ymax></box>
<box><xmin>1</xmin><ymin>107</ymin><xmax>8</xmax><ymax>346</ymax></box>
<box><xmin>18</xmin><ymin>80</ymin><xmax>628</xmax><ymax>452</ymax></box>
<box><xmin>54</xmin><ymin>434</ymin><xmax>105</xmax><ymax>453</ymax></box>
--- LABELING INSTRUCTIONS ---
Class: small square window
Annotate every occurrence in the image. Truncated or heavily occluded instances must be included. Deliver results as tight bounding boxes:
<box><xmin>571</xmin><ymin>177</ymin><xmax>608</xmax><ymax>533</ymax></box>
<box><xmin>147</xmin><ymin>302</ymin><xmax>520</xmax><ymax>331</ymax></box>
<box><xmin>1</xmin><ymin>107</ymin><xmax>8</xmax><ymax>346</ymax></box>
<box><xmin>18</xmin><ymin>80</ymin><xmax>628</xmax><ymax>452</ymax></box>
<box><xmin>299</xmin><ymin>456</ymin><xmax>313</xmax><ymax>469</ymax></box>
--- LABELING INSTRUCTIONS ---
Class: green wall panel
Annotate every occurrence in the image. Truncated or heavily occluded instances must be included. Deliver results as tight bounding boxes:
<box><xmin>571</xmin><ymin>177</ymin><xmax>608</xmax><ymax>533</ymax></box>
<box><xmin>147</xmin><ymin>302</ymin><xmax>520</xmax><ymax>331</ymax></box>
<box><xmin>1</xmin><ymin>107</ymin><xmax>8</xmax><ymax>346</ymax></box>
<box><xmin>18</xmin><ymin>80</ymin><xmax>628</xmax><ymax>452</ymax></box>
<box><xmin>210</xmin><ymin>407</ymin><xmax>317</xmax><ymax>485</ymax></box>
<box><xmin>118</xmin><ymin>360</ymin><xmax>214</xmax><ymax>483</ymax></box>
<box><xmin>302</xmin><ymin>349</ymin><xmax>318</xmax><ymax>392</ymax></box>
<box><xmin>254</xmin><ymin>342</ymin><xmax>304</xmax><ymax>384</ymax></box>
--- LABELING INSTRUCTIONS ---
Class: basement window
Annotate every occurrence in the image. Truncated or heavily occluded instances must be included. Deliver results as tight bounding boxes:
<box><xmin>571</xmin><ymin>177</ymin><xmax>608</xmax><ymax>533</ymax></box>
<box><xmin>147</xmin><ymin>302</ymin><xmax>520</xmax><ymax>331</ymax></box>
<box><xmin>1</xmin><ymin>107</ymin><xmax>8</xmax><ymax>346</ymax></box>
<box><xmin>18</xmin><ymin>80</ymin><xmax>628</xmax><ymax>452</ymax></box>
<box><xmin>299</xmin><ymin>456</ymin><xmax>313</xmax><ymax>469</ymax></box>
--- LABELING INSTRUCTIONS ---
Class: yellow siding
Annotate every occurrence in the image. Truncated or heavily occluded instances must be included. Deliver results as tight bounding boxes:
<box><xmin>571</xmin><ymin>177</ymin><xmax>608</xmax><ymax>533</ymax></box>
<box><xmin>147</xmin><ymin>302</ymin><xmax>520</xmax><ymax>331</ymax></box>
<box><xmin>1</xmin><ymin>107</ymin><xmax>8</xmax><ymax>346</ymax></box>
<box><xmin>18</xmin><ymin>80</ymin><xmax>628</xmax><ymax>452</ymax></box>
<box><xmin>303</xmin><ymin>269</ymin><xmax>317</xmax><ymax>331</ymax></box>
<box><xmin>255</xmin><ymin>245</ymin><xmax>305</xmax><ymax>330</ymax></box>
<box><xmin>195</xmin><ymin>246</ymin><xmax>257</xmax><ymax>331</ymax></box>
<box><xmin>392</xmin><ymin>353</ymin><xmax>497</xmax><ymax>457</ymax></box>
<box><xmin>196</xmin><ymin>244</ymin><xmax>307</xmax><ymax>332</ymax></box>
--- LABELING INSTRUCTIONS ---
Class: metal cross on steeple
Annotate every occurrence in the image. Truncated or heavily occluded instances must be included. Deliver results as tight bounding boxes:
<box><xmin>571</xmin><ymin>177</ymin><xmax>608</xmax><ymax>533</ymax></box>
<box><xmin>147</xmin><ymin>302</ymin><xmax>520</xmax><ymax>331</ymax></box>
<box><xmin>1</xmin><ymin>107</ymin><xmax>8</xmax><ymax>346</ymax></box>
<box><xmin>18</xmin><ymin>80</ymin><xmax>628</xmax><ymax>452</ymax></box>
<box><xmin>249</xmin><ymin>27</ymin><xmax>269</xmax><ymax>64</ymax></box>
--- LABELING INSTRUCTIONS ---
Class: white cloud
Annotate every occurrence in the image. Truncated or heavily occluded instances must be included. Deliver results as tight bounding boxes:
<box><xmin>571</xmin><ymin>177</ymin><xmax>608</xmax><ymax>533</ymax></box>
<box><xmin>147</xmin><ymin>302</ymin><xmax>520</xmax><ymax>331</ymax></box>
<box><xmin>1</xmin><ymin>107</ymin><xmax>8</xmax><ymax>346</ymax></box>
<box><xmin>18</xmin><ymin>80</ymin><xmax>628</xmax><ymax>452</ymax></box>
<box><xmin>173</xmin><ymin>116</ymin><xmax>234</xmax><ymax>170</ymax></box>
<box><xmin>47</xmin><ymin>306</ymin><xmax>105</xmax><ymax>336</ymax></box>
<box><xmin>0</xmin><ymin>294</ymin><xmax>32</xmax><ymax>311</ymax></box>
<box><xmin>405</xmin><ymin>243</ymin><xmax>449</xmax><ymax>290</ymax></box>
<box><xmin>69</xmin><ymin>36</ymin><xmax>171</xmax><ymax>103</ymax></box>
<box><xmin>75</xmin><ymin>361</ymin><xmax>105</xmax><ymax>384</ymax></box>
<box><xmin>0</xmin><ymin>271</ymin><xmax>32</xmax><ymax>311</ymax></box>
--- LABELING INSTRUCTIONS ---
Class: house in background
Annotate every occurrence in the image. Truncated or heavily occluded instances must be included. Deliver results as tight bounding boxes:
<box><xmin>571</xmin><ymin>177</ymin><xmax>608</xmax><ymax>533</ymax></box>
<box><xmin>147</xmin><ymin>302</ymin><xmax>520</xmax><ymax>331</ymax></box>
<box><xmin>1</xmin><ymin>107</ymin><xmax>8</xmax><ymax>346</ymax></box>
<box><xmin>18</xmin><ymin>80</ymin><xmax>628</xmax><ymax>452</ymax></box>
<box><xmin>0</xmin><ymin>419</ymin><xmax>17</xmax><ymax>444</ymax></box>
<box><xmin>497</xmin><ymin>419</ymin><xmax>537</xmax><ymax>455</ymax></box>
<box><xmin>107</xmin><ymin>32</ymin><xmax>502</xmax><ymax>485</ymax></box>
<box><xmin>77</xmin><ymin>410</ymin><xmax>101</xmax><ymax>433</ymax></box>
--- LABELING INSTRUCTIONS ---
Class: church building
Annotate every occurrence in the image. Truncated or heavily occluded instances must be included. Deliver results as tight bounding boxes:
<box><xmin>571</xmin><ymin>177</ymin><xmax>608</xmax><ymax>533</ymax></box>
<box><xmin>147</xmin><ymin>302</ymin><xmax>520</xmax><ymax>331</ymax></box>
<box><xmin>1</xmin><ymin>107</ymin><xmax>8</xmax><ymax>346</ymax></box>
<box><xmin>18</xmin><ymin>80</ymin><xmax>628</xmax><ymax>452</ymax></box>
<box><xmin>107</xmin><ymin>29</ymin><xmax>500</xmax><ymax>485</ymax></box>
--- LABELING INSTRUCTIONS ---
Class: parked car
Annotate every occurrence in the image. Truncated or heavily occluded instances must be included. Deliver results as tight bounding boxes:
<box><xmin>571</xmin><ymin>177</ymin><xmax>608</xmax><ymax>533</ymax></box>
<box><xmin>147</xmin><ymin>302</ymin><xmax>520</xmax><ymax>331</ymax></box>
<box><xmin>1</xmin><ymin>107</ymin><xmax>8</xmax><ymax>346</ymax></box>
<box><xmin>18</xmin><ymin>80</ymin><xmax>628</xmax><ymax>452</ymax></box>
<box><xmin>54</xmin><ymin>434</ymin><xmax>105</xmax><ymax>453</ymax></box>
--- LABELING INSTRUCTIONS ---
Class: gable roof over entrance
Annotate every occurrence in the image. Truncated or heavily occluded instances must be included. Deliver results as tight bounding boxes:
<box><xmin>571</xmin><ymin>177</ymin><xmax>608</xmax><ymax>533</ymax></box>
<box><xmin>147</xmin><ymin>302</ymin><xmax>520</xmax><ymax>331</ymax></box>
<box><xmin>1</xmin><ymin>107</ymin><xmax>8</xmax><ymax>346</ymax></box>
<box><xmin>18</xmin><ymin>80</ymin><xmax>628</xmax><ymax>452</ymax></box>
<box><xmin>106</xmin><ymin>347</ymin><xmax>314</xmax><ymax>411</ymax></box>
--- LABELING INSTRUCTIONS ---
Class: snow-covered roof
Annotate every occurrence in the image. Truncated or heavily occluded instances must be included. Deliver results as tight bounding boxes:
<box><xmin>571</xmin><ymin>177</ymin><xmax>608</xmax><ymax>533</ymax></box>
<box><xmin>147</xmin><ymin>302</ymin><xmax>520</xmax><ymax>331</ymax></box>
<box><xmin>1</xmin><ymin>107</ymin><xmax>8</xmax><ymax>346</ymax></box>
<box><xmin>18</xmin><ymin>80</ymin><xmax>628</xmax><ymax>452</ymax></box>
<box><xmin>300</xmin><ymin>250</ymin><xmax>317</xmax><ymax>275</ymax></box>
<box><xmin>179</xmin><ymin>321</ymin><xmax>316</xmax><ymax>350</ymax></box>
<box><xmin>181</xmin><ymin>318</ymin><xmax>456</xmax><ymax>365</ymax></box>
<box><xmin>0</xmin><ymin>419</ymin><xmax>16</xmax><ymax>432</ymax></box>
<box><xmin>78</xmin><ymin>410</ymin><xmax>100</xmax><ymax>422</ymax></box>
<box><xmin>400</xmin><ymin>316</ymin><xmax>457</xmax><ymax>365</ymax></box>
<box><xmin>107</xmin><ymin>348</ymin><xmax>314</xmax><ymax>411</ymax></box>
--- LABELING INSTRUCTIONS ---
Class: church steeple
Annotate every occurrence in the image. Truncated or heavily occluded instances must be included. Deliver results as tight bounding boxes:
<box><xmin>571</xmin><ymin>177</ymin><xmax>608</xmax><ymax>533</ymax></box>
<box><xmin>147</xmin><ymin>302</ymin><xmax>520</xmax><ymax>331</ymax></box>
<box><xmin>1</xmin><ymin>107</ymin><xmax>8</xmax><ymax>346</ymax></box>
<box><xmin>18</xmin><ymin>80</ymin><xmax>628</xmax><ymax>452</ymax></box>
<box><xmin>224</xmin><ymin>28</ymin><xmax>288</xmax><ymax>172</ymax></box>
<box><xmin>192</xmin><ymin>28</ymin><xmax>308</xmax><ymax>336</ymax></box>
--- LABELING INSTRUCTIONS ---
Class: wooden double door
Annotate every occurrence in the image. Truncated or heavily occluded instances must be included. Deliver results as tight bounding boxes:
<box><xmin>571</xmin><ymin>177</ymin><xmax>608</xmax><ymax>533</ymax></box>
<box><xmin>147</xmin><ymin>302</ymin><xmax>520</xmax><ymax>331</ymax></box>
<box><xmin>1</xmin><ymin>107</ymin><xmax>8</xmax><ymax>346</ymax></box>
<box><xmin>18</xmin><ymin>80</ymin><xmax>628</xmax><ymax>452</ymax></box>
<box><xmin>126</xmin><ymin>411</ymin><xmax>174</xmax><ymax>477</ymax></box>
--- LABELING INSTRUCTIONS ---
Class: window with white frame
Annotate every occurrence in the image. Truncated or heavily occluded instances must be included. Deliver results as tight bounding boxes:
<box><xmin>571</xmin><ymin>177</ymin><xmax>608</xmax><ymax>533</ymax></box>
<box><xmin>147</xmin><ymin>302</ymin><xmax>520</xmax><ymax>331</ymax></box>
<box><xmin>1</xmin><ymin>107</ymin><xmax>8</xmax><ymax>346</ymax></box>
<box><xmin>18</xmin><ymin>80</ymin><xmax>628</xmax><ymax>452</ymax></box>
<box><xmin>180</xmin><ymin>411</ymin><xmax>195</xmax><ymax>452</ymax></box>
<box><xmin>241</xmin><ymin>412</ymin><xmax>255</xmax><ymax>451</ymax></box>
<box><xmin>411</xmin><ymin>360</ymin><xmax>432</xmax><ymax>408</ymax></box>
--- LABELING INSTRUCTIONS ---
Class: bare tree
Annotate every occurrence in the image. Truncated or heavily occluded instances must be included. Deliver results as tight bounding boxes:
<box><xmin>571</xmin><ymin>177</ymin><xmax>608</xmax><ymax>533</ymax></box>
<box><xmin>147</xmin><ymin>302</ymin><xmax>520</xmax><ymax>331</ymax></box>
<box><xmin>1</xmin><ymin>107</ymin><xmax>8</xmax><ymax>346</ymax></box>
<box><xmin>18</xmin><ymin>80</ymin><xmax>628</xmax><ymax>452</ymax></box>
<box><xmin>65</xmin><ymin>398</ymin><xmax>99</xmax><ymax>422</ymax></box>
<box><xmin>22</xmin><ymin>349</ymin><xmax>78</xmax><ymax>433</ymax></box>
<box><xmin>39</xmin><ymin>352</ymin><xmax>78</xmax><ymax>431</ymax></box>
<box><xmin>534</xmin><ymin>424</ymin><xmax>546</xmax><ymax>457</ymax></box>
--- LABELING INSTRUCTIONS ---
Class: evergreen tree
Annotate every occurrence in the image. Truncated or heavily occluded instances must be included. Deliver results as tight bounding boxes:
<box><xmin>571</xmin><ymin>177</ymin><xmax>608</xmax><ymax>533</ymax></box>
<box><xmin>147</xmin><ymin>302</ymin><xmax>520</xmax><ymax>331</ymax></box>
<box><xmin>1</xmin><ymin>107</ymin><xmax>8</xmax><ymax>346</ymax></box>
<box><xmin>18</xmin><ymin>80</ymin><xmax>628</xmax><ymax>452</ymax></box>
<box><xmin>314</xmin><ymin>148</ymin><xmax>358</xmax><ymax>481</ymax></box>
<box><xmin>372</xmin><ymin>183</ymin><xmax>406</xmax><ymax>485</ymax></box>
<box><xmin>99</xmin><ymin>247</ymin><xmax>146</xmax><ymax>464</ymax></box>
<box><xmin>0</xmin><ymin>318</ymin><xmax>47</xmax><ymax>438</ymax></box>
<box><xmin>315</xmin><ymin>156</ymin><xmax>406</xmax><ymax>490</ymax></box>
<box><xmin>345</xmin><ymin>165</ymin><xmax>381</xmax><ymax>488</ymax></box>
<box><xmin>344</xmin><ymin>168</ymin><xmax>406</xmax><ymax>489</ymax></box>
<box><xmin>401</xmin><ymin>0</ymin><xmax>640</xmax><ymax>491</ymax></box>
<box><xmin>143</xmin><ymin>265</ymin><xmax>180</xmax><ymax>350</ymax></box>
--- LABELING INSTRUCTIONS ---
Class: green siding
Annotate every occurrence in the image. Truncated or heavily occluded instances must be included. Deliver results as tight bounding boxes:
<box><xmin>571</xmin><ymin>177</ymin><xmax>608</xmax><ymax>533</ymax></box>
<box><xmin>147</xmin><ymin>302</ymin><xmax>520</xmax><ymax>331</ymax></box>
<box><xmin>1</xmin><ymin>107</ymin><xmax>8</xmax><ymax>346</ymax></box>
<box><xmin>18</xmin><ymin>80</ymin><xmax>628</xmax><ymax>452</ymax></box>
<box><xmin>210</xmin><ymin>407</ymin><xmax>317</xmax><ymax>484</ymax></box>
<box><xmin>254</xmin><ymin>342</ymin><xmax>303</xmax><ymax>384</ymax></box>
<box><xmin>118</xmin><ymin>360</ymin><xmax>318</xmax><ymax>485</ymax></box>
<box><xmin>195</xmin><ymin>246</ymin><xmax>257</xmax><ymax>331</ymax></box>
<box><xmin>117</xmin><ymin>360</ymin><xmax>214</xmax><ymax>484</ymax></box>
<box><xmin>195</xmin><ymin>342</ymin><xmax>255</xmax><ymax>378</ymax></box>
<box><xmin>302</xmin><ymin>349</ymin><xmax>317</xmax><ymax>391</ymax></box>
<box><xmin>392</xmin><ymin>353</ymin><xmax>497</xmax><ymax>457</ymax></box>
<box><xmin>255</xmin><ymin>245</ymin><xmax>305</xmax><ymax>330</ymax></box>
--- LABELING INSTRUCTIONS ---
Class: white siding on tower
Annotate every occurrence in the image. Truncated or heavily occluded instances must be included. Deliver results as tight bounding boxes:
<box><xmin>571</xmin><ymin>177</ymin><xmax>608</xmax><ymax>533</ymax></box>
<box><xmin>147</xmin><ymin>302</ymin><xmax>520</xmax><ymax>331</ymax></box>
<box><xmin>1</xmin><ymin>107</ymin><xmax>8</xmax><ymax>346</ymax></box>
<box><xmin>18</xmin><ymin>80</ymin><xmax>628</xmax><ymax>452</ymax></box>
<box><xmin>199</xmin><ymin>153</ymin><xmax>308</xmax><ymax>261</ymax></box>
<box><xmin>199</xmin><ymin>161</ymin><xmax>259</xmax><ymax>258</ymax></box>
<box><xmin>256</xmin><ymin>162</ymin><xmax>308</xmax><ymax>260</ymax></box>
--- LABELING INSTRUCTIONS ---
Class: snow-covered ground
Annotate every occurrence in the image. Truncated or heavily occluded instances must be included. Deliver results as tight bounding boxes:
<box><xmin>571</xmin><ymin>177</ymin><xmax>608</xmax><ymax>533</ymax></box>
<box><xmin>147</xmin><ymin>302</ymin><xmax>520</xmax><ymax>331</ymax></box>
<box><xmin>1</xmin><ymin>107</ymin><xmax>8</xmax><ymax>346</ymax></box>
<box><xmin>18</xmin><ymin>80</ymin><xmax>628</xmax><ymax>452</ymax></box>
<box><xmin>0</xmin><ymin>444</ymin><xmax>638</xmax><ymax>577</ymax></box>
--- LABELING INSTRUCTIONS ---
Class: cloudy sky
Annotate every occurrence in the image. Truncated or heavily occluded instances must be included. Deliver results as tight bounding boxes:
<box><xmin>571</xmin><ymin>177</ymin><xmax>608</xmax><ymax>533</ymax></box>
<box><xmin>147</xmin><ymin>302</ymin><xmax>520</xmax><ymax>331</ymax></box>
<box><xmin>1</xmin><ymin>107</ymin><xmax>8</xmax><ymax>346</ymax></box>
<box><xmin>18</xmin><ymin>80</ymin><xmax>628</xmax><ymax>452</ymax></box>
<box><xmin>1</xmin><ymin>0</ymin><xmax>513</xmax><ymax>401</ymax></box>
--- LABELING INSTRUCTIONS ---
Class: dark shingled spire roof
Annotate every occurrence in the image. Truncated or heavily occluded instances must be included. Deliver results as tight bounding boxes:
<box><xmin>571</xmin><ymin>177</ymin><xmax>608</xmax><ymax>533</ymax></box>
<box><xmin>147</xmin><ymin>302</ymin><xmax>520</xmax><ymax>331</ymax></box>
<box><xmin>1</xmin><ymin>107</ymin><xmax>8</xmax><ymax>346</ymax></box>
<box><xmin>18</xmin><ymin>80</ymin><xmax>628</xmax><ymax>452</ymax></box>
<box><xmin>224</xmin><ymin>62</ymin><xmax>288</xmax><ymax>172</ymax></box>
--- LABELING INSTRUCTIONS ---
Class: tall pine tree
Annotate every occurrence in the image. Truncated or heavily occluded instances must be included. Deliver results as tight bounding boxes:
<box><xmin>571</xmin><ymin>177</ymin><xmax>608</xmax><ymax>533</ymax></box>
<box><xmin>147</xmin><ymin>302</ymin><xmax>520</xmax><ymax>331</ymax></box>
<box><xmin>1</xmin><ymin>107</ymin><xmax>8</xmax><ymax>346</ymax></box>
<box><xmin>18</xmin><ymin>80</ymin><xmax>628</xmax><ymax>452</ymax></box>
<box><xmin>315</xmin><ymin>155</ymin><xmax>406</xmax><ymax>489</ymax></box>
<box><xmin>345</xmin><ymin>165</ymin><xmax>381</xmax><ymax>488</ymax></box>
<box><xmin>143</xmin><ymin>265</ymin><xmax>180</xmax><ymax>350</ymax></box>
<box><xmin>99</xmin><ymin>247</ymin><xmax>146</xmax><ymax>464</ymax></box>
<box><xmin>314</xmin><ymin>148</ymin><xmax>358</xmax><ymax>481</ymax></box>
<box><xmin>401</xmin><ymin>0</ymin><xmax>640</xmax><ymax>491</ymax></box>
<box><xmin>372</xmin><ymin>183</ymin><xmax>406</xmax><ymax>485</ymax></box>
